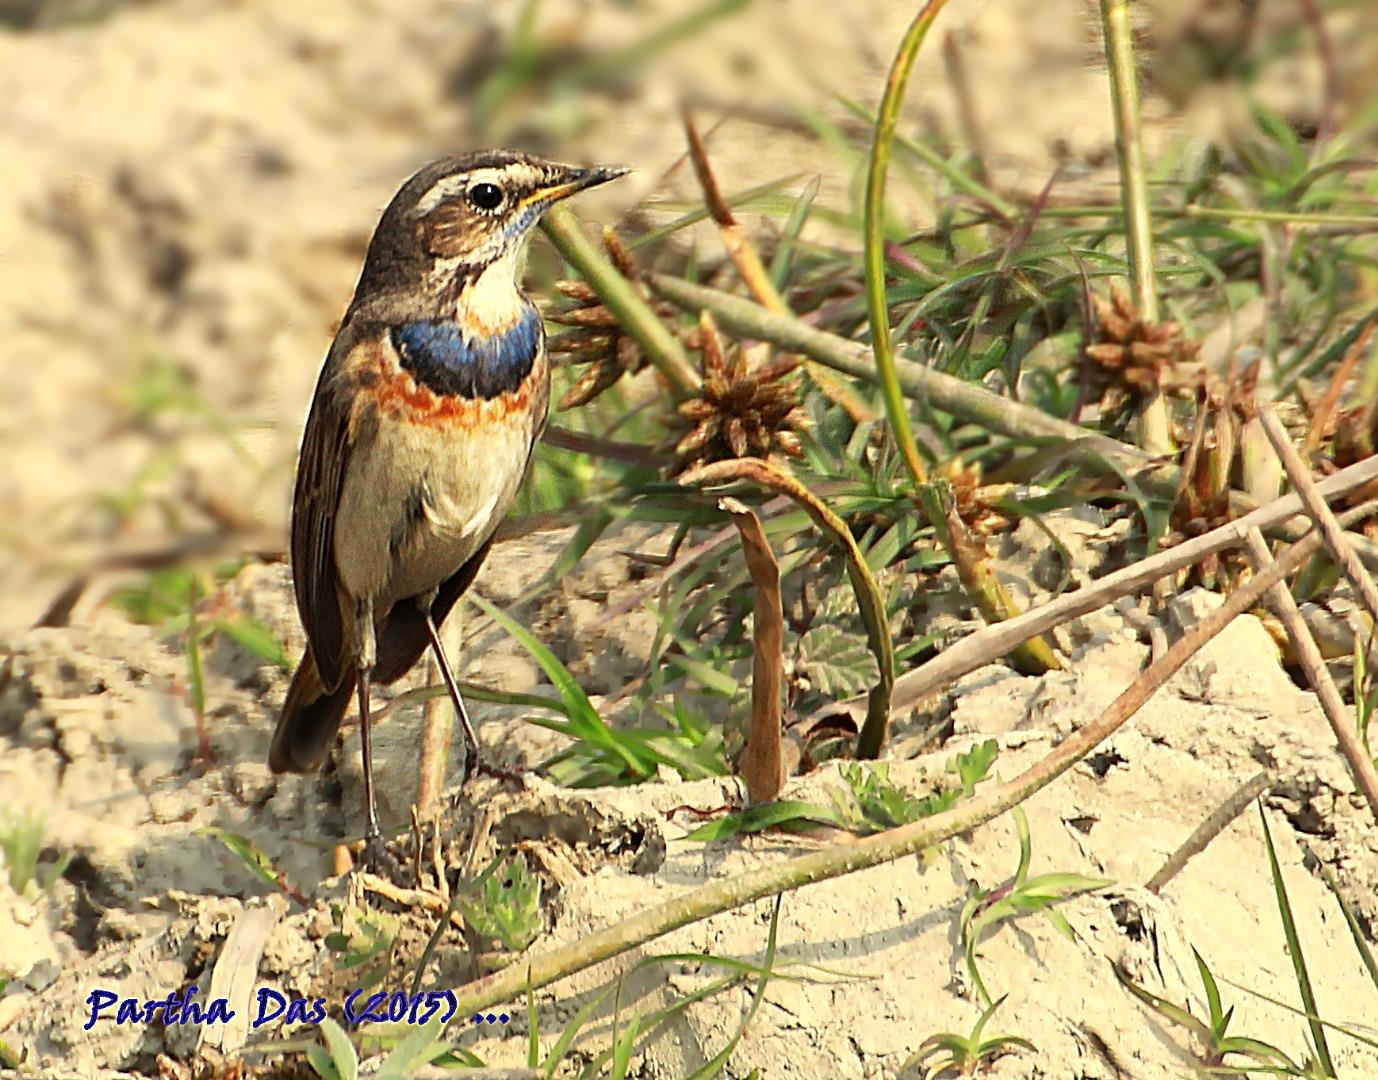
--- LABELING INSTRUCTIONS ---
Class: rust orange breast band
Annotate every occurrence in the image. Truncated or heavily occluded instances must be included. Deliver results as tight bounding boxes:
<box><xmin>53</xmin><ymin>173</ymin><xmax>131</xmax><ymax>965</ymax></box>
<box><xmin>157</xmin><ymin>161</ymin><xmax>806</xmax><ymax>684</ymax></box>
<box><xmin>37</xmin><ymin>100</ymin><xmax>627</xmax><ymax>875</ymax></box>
<box><xmin>358</xmin><ymin>338</ymin><xmax>545</xmax><ymax>429</ymax></box>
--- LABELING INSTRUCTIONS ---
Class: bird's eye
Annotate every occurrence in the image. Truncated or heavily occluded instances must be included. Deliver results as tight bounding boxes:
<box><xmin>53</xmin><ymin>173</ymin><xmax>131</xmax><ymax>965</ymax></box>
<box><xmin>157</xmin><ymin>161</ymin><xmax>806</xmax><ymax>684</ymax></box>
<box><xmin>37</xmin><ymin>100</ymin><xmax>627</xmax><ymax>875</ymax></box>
<box><xmin>467</xmin><ymin>182</ymin><xmax>505</xmax><ymax>211</ymax></box>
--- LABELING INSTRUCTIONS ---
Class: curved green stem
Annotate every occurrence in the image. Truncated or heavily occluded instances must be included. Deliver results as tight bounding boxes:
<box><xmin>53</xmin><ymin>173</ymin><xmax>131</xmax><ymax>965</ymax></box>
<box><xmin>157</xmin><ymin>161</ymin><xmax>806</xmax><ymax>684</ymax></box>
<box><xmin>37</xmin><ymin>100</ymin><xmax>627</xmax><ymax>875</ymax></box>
<box><xmin>863</xmin><ymin>0</ymin><xmax>950</xmax><ymax>487</ymax></box>
<box><xmin>680</xmin><ymin>457</ymin><xmax>896</xmax><ymax>759</ymax></box>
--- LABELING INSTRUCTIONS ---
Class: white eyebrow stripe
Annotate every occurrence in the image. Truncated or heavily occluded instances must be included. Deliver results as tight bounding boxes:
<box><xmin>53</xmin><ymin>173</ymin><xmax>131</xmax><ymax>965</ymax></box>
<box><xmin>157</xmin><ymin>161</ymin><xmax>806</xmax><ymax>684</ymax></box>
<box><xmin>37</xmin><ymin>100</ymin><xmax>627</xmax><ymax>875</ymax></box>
<box><xmin>413</xmin><ymin>163</ymin><xmax>552</xmax><ymax>217</ymax></box>
<box><xmin>412</xmin><ymin>166</ymin><xmax>506</xmax><ymax>216</ymax></box>
<box><xmin>412</xmin><ymin>174</ymin><xmax>469</xmax><ymax>216</ymax></box>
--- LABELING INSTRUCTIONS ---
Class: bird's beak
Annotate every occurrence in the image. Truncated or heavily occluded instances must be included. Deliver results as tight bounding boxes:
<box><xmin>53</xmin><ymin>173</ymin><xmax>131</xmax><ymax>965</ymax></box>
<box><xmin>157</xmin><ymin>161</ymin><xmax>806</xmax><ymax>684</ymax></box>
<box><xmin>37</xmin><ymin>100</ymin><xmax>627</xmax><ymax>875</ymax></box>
<box><xmin>522</xmin><ymin>164</ymin><xmax>631</xmax><ymax>211</ymax></box>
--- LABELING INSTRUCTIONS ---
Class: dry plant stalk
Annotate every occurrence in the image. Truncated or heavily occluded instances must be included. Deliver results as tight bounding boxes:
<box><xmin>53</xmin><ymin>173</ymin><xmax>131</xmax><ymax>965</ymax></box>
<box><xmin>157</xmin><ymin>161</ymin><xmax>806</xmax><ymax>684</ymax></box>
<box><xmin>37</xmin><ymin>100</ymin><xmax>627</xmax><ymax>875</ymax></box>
<box><xmin>919</xmin><ymin>482</ymin><xmax>1060</xmax><ymax>676</ymax></box>
<box><xmin>648</xmin><ymin>274</ymin><xmax>1369</xmax><ymax>544</ymax></box>
<box><xmin>439</xmin><ymin>517</ymin><xmax>1329</xmax><ymax>1022</ymax></box>
<box><xmin>720</xmin><ymin>497</ymin><xmax>787</xmax><ymax>803</ymax></box>
<box><xmin>1262</xmin><ymin>406</ymin><xmax>1378</xmax><ymax>626</ymax></box>
<box><xmin>549</xmin><ymin>227</ymin><xmax>685</xmax><ymax>409</ymax></box>
<box><xmin>680</xmin><ymin>106</ymin><xmax>875</xmax><ymax>424</ymax></box>
<box><xmin>541</xmin><ymin>205</ymin><xmax>699</xmax><ymax>395</ymax></box>
<box><xmin>1244</xmin><ymin>527</ymin><xmax>1378</xmax><ymax>820</ymax></box>
<box><xmin>678</xmin><ymin>456</ymin><xmax>895</xmax><ymax>758</ymax></box>
<box><xmin>1146</xmin><ymin>771</ymin><xmax>1271</xmax><ymax>894</ymax></box>
<box><xmin>1097</xmin><ymin>0</ymin><xmax>1173</xmax><ymax>455</ymax></box>
<box><xmin>415</xmin><ymin>652</ymin><xmax>449</xmax><ymax>819</ymax></box>
<box><xmin>1302</xmin><ymin>320</ymin><xmax>1373</xmax><ymax>456</ymax></box>
<box><xmin>871</xmin><ymin>469</ymin><xmax>1378</xmax><ymax>719</ymax></box>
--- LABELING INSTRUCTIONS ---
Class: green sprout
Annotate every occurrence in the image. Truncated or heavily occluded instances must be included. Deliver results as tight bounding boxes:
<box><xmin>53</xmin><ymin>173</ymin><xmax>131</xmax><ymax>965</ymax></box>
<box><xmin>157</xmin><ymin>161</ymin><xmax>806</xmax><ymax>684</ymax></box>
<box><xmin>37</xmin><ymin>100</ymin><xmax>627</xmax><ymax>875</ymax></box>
<box><xmin>959</xmin><ymin>806</ymin><xmax>1111</xmax><ymax>1005</ymax></box>
<box><xmin>905</xmin><ymin>994</ymin><xmax>1035</xmax><ymax>1078</ymax></box>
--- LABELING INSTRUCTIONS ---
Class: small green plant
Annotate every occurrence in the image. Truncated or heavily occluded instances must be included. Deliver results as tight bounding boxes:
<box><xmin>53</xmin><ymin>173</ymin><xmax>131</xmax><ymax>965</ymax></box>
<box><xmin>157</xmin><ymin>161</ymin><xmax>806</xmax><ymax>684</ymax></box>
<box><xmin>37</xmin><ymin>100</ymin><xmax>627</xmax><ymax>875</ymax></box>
<box><xmin>1259</xmin><ymin>805</ymin><xmax>1335</xmax><ymax>1076</ymax></box>
<box><xmin>905</xmin><ymin>994</ymin><xmax>1035</xmax><ymax>1078</ymax></box>
<box><xmin>324</xmin><ymin>906</ymin><xmax>402</xmax><ymax>992</ymax></box>
<box><xmin>685</xmin><ymin>740</ymin><xmax>1000</xmax><ymax>842</ymax></box>
<box><xmin>307</xmin><ymin>1015</ymin><xmax>458</xmax><ymax>1080</ymax></box>
<box><xmin>1115</xmin><ymin>948</ymin><xmax>1314</xmax><ymax>1074</ymax></box>
<box><xmin>959</xmin><ymin>807</ymin><xmax>1111</xmax><ymax>1005</ymax></box>
<box><xmin>111</xmin><ymin>562</ymin><xmax>289</xmax><ymax>670</ymax></box>
<box><xmin>472</xmin><ymin>592</ymin><xmax>728</xmax><ymax>787</ymax></box>
<box><xmin>197</xmin><ymin>827</ymin><xmax>306</xmax><ymax>903</ymax></box>
<box><xmin>836</xmin><ymin>739</ymin><xmax>998</xmax><ymax>833</ymax></box>
<box><xmin>112</xmin><ymin>561</ymin><xmax>289</xmax><ymax>761</ymax></box>
<box><xmin>526</xmin><ymin>897</ymin><xmax>786</xmax><ymax>1079</ymax></box>
<box><xmin>0</xmin><ymin>810</ymin><xmax>71</xmax><ymax>898</ymax></box>
<box><xmin>458</xmin><ymin>853</ymin><xmax>543</xmax><ymax>954</ymax></box>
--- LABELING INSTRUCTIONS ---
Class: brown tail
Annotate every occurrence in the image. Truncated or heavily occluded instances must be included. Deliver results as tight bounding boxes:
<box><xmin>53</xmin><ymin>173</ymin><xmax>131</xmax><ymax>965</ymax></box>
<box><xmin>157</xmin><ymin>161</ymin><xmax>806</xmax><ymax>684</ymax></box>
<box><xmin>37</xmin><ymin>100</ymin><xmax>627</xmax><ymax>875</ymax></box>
<box><xmin>268</xmin><ymin>650</ymin><xmax>357</xmax><ymax>775</ymax></box>
<box><xmin>269</xmin><ymin>536</ymin><xmax>497</xmax><ymax>774</ymax></box>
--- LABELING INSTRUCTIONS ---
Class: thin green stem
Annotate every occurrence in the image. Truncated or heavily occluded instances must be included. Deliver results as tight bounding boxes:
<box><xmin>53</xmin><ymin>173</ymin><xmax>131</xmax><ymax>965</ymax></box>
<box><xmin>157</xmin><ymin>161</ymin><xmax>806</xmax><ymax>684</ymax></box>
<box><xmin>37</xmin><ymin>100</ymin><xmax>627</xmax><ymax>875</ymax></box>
<box><xmin>541</xmin><ymin>206</ymin><xmax>699</xmax><ymax>394</ymax></box>
<box><xmin>650</xmin><ymin>272</ymin><xmax>1152</xmax><ymax>472</ymax></box>
<box><xmin>1099</xmin><ymin>0</ymin><xmax>1172</xmax><ymax>454</ymax></box>
<box><xmin>863</xmin><ymin>0</ymin><xmax>950</xmax><ymax>487</ymax></box>
<box><xmin>838</xmin><ymin>94</ymin><xmax>1016</xmax><ymax>220</ymax></box>
<box><xmin>1036</xmin><ymin>204</ymin><xmax>1378</xmax><ymax>229</ymax></box>
<box><xmin>646</xmin><ymin>274</ymin><xmax>1357</xmax><ymax>541</ymax></box>
<box><xmin>1098</xmin><ymin>0</ymin><xmax>1156</xmax><ymax>323</ymax></box>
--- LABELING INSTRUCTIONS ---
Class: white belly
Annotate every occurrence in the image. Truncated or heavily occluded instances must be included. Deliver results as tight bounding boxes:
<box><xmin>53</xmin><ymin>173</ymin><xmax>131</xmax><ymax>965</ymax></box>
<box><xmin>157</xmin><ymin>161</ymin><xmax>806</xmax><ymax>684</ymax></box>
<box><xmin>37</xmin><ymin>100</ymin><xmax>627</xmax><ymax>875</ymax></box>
<box><xmin>333</xmin><ymin>414</ymin><xmax>534</xmax><ymax>614</ymax></box>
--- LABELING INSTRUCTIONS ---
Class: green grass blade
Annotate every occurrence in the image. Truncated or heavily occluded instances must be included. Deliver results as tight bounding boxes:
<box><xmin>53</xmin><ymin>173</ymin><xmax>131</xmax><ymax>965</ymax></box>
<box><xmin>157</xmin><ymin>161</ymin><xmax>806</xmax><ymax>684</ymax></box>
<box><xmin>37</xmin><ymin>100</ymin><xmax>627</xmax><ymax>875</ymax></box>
<box><xmin>468</xmin><ymin>593</ymin><xmax>644</xmax><ymax>777</ymax></box>
<box><xmin>687</xmin><ymin>895</ymin><xmax>783</xmax><ymax>1079</ymax></box>
<box><xmin>1257</xmin><ymin>804</ymin><xmax>1336</xmax><ymax>1076</ymax></box>
<box><xmin>769</xmin><ymin>176</ymin><xmax>821</xmax><ymax>292</ymax></box>
<box><xmin>862</xmin><ymin>0</ymin><xmax>950</xmax><ymax>488</ymax></box>
<box><xmin>685</xmin><ymin>800</ymin><xmax>847</xmax><ymax>841</ymax></box>
<box><xmin>1315</xmin><ymin>857</ymin><xmax>1378</xmax><ymax>996</ymax></box>
<box><xmin>318</xmin><ymin>1018</ymin><xmax>357</xmax><ymax>1080</ymax></box>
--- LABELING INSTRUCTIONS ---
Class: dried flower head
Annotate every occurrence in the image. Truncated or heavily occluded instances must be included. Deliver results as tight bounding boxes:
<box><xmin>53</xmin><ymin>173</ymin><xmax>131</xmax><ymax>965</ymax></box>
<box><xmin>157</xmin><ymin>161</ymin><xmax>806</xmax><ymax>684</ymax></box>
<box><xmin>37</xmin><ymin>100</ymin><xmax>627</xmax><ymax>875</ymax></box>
<box><xmin>937</xmin><ymin>459</ymin><xmax>1014</xmax><ymax>538</ymax></box>
<box><xmin>671</xmin><ymin>311</ymin><xmax>808</xmax><ymax>474</ymax></box>
<box><xmin>1085</xmin><ymin>282</ymin><xmax>1201</xmax><ymax>399</ymax></box>
<box><xmin>549</xmin><ymin>227</ymin><xmax>682</xmax><ymax>410</ymax></box>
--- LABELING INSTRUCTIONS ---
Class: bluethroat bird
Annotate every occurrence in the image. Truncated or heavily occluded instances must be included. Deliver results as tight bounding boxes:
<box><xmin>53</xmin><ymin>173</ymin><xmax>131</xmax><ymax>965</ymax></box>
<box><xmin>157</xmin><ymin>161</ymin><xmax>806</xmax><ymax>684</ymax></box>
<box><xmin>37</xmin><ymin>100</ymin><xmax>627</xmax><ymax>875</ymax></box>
<box><xmin>268</xmin><ymin>151</ymin><xmax>627</xmax><ymax>862</ymax></box>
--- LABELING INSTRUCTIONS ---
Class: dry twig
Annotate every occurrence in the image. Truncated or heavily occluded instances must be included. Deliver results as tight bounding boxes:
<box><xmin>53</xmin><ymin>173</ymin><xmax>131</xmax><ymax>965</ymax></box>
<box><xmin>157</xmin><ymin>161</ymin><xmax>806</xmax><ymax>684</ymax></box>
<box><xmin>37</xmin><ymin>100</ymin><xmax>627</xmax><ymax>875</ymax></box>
<box><xmin>1146</xmin><ymin>771</ymin><xmax>1271</xmax><ymax>894</ymax></box>
<box><xmin>1262</xmin><ymin>406</ymin><xmax>1378</xmax><ymax>627</ymax></box>
<box><xmin>1244</xmin><ymin>526</ymin><xmax>1378</xmax><ymax>822</ymax></box>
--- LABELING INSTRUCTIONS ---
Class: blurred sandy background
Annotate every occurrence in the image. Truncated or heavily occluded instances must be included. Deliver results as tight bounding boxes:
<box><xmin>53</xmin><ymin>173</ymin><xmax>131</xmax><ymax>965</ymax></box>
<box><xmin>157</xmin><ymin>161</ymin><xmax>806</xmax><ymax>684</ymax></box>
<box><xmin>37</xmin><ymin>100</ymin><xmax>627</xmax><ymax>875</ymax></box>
<box><xmin>3</xmin><ymin>0</ymin><xmax>1371</xmax><ymax>633</ymax></box>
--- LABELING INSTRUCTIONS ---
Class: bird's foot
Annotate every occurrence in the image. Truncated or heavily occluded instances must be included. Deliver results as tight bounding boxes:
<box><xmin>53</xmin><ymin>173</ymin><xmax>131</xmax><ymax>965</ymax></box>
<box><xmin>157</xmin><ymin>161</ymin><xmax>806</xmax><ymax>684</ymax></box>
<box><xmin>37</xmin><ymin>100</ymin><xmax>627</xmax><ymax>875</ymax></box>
<box><xmin>359</xmin><ymin>830</ymin><xmax>403</xmax><ymax>879</ymax></box>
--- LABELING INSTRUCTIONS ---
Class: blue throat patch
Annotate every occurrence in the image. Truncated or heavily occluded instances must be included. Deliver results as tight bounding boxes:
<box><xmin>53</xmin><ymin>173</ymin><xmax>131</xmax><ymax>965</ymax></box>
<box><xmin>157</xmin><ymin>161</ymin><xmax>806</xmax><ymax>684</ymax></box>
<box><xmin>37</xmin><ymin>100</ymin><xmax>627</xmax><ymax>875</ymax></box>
<box><xmin>391</xmin><ymin>307</ymin><xmax>541</xmax><ymax>400</ymax></box>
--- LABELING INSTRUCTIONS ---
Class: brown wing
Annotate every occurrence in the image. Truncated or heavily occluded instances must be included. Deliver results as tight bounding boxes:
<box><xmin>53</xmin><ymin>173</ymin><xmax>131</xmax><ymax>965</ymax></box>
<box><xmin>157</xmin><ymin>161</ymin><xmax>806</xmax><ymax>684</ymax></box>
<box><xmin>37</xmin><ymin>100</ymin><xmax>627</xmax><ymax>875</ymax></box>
<box><xmin>290</xmin><ymin>329</ymin><xmax>370</xmax><ymax>691</ymax></box>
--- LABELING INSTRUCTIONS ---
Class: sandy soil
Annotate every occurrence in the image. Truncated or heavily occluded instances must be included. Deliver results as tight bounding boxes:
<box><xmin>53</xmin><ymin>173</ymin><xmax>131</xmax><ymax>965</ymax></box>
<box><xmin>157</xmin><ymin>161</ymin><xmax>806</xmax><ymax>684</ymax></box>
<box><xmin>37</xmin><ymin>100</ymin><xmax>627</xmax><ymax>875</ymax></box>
<box><xmin>2</xmin><ymin>1</ymin><xmax>1376</xmax><ymax>1077</ymax></box>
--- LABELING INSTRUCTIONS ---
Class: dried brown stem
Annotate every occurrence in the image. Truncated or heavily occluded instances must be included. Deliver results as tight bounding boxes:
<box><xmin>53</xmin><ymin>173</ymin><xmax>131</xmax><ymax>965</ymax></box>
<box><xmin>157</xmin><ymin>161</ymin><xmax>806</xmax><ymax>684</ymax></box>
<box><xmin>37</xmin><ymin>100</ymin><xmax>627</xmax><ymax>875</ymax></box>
<box><xmin>1145</xmin><ymin>771</ymin><xmax>1271</xmax><ymax>894</ymax></box>
<box><xmin>1302</xmin><ymin>321</ymin><xmax>1372</xmax><ymax>456</ymax></box>
<box><xmin>416</xmin><ymin>652</ymin><xmax>449</xmax><ymax>819</ymax></box>
<box><xmin>1261</xmin><ymin>406</ymin><xmax>1378</xmax><ymax>627</ymax></box>
<box><xmin>1244</xmin><ymin>527</ymin><xmax>1378</xmax><ymax>822</ymax></box>
<box><xmin>34</xmin><ymin>525</ymin><xmax>284</xmax><ymax>628</ymax></box>
<box><xmin>542</xmin><ymin>424</ymin><xmax>669</xmax><ymax>466</ymax></box>
<box><xmin>720</xmin><ymin>497</ymin><xmax>786</xmax><ymax>802</ymax></box>
<box><xmin>679</xmin><ymin>458</ymin><xmax>895</xmax><ymax>758</ymax></box>
<box><xmin>680</xmin><ymin>106</ymin><xmax>875</xmax><ymax>423</ymax></box>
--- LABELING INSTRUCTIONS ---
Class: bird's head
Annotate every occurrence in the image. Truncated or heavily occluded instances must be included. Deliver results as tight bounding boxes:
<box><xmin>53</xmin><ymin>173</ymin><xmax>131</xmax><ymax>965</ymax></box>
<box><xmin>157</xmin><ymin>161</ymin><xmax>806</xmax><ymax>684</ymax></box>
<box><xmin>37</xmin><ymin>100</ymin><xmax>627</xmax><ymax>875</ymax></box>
<box><xmin>352</xmin><ymin>150</ymin><xmax>628</xmax><ymax>312</ymax></box>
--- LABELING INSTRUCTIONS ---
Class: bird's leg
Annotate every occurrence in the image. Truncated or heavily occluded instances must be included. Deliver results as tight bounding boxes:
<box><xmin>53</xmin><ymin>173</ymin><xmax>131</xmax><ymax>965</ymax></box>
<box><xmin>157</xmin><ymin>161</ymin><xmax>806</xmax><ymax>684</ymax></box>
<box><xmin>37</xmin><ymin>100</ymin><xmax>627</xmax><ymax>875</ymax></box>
<box><xmin>354</xmin><ymin>596</ymin><xmax>393</xmax><ymax>870</ymax></box>
<box><xmin>421</xmin><ymin>607</ymin><xmax>524</xmax><ymax>788</ymax></box>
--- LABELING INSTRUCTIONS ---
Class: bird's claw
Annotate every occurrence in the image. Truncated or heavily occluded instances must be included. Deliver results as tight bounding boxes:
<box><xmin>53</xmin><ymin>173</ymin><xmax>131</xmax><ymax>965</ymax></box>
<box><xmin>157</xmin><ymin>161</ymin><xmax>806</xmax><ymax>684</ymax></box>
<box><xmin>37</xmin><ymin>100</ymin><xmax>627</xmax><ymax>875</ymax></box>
<box><xmin>360</xmin><ymin>831</ymin><xmax>403</xmax><ymax>878</ymax></box>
